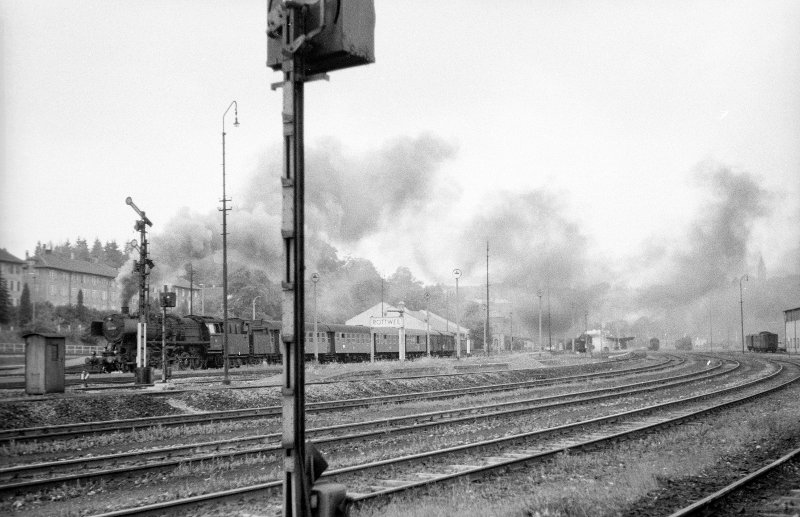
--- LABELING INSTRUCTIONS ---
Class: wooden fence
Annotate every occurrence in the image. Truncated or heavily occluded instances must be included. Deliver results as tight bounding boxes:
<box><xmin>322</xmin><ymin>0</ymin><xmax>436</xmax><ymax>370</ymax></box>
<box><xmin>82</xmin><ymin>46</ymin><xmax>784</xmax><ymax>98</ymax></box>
<box><xmin>0</xmin><ymin>342</ymin><xmax>104</xmax><ymax>356</ymax></box>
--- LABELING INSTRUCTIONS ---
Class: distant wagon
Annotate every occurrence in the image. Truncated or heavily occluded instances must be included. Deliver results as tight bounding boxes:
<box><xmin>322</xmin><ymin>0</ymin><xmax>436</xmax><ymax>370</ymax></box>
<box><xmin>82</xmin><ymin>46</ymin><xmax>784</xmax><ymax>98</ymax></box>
<box><xmin>746</xmin><ymin>331</ymin><xmax>780</xmax><ymax>353</ymax></box>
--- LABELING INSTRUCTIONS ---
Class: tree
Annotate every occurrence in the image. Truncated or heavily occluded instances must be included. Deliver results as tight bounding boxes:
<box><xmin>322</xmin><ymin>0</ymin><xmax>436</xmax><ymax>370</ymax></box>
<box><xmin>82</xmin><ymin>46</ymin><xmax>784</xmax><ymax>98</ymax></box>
<box><xmin>90</xmin><ymin>238</ymin><xmax>105</xmax><ymax>263</ymax></box>
<box><xmin>104</xmin><ymin>240</ymin><xmax>126</xmax><ymax>268</ymax></box>
<box><xmin>18</xmin><ymin>284</ymin><xmax>32</xmax><ymax>326</ymax></box>
<box><xmin>76</xmin><ymin>289</ymin><xmax>86</xmax><ymax>322</ymax></box>
<box><xmin>74</xmin><ymin>238</ymin><xmax>90</xmax><ymax>261</ymax></box>
<box><xmin>388</xmin><ymin>267</ymin><xmax>425</xmax><ymax>310</ymax></box>
<box><xmin>0</xmin><ymin>271</ymin><xmax>12</xmax><ymax>325</ymax></box>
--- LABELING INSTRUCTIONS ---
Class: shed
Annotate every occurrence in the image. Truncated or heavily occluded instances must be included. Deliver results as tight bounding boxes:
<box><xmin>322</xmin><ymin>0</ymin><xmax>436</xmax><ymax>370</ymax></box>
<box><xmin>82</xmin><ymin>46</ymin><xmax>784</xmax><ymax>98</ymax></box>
<box><xmin>23</xmin><ymin>333</ymin><xmax>66</xmax><ymax>394</ymax></box>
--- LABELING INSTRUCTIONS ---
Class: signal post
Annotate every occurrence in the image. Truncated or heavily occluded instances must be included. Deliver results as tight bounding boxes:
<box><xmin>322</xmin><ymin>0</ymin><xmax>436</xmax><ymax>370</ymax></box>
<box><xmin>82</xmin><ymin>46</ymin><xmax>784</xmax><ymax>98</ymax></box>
<box><xmin>266</xmin><ymin>2</ymin><xmax>374</xmax><ymax>515</ymax></box>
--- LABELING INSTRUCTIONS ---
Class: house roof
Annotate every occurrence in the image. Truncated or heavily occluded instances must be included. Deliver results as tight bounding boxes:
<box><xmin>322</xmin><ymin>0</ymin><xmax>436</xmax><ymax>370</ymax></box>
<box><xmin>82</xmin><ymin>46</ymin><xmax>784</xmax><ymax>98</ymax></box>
<box><xmin>0</xmin><ymin>248</ymin><xmax>25</xmax><ymax>264</ymax></box>
<box><xmin>32</xmin><ymin>254</ymin><xmax>118</xmax><ymax>278</ymax></box>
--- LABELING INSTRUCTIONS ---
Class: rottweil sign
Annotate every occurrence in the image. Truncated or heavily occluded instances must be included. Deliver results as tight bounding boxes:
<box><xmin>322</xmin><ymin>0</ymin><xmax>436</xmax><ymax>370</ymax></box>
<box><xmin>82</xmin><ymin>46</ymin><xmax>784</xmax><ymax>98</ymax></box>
<box><xmin>369</xmin><ymin>317</ymin><xmax>402</xmax><ymax>328</ymax></box>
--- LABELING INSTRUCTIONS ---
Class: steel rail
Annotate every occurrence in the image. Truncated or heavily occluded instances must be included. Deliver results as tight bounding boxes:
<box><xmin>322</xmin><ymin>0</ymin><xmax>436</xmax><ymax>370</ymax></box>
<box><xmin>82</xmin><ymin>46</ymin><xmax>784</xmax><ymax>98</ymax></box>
<box><xmin>343</xmin><ymin>363</ymin><xmax>796</xmax><ymax>505</ymax></box>
<box><xmin>667</xmin><ymin>446</ymin><xmax>800</xmax><ymax>517</ymax></box>
<box><xmin>0</xmin><ymin>355</ymin><xmax>683</xmax><ymax>443</ymax></box>
<box><xmin>76</xmin><ymin>359</ymin><xmax>793</xmax><ymax>517</ymax></box>
<box><xmin>0</xmin><ymin>357</ymin><xmax>729</xmax><ymax>494</ymax></box>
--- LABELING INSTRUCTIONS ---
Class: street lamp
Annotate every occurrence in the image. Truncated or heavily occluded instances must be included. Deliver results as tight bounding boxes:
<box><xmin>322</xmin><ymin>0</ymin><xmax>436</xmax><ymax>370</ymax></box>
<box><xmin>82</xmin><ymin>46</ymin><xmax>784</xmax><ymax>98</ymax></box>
<box><xmin>311</xmin><ymin>273</ymin><xmax>319</xmax><ymax>361</ymax></box>
<box><xmin>454</xmin><ymin>268</ymin><xmax>462</xmax><ymax>359</ymax></box>
<box><xmin>740</xmin><ymin>274</ymin><xmax>748</xmax><ymax>353</ymax></box>
<box><xmin>424</xmin><ymin>291</ymin><xmax>431</xmax><ymax>356</ymax></box>
<box><xmin>221</xmin><ymin>100</ymin><xmax>239</xmax><ymax>386</ymax></box>
<box><xmin>252</xmin><ymin>295</ymin><xmax>262</xmax><ymax>320</ymax></box>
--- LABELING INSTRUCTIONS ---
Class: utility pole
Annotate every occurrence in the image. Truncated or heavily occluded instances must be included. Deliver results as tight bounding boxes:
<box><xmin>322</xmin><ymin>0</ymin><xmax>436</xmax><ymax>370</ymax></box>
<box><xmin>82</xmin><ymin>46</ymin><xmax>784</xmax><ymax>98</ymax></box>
<box><xmin>221</xmin><ymin>99</ymin><xmax>239</xmax><ymax>386</ymax></box>
<box><xmin>454</xmin><ymin>268</ymin><xmax>462</xmax><ymax>359</ymax></box>
<box><xmin>311</xmin><ymin>273</ymin><xmax>319</xmax><ymax>361</ymax></box>
<box><xmin>188</xmin><ymin>264</ymin><xmax>193</xmax><ymax>315</ymax></box>
<box><xmin>509</xmin><ymin>310</ymin><xmax>513</xmax><ymax>352</ymax></box>
<box><xmin>486</xmin><ymin>240</ymin><xmax>491</xmax><ymax>356</ymax></box>
<box><xmin>740</xmin><ymin>274</ymin><xmax>748</xmax><ymax>353</ymax></box>
<box><xmin>548</xmin><ymin>288</ymin><xmax>552</xmax><ymax>351</ymax></box>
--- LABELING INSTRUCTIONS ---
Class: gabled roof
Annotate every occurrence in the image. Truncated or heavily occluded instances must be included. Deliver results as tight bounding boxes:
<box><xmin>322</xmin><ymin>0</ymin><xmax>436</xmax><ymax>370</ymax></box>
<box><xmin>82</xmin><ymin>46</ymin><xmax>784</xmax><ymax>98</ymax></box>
<box><xmin>32</xmin><ymin>254</ymin><xmax>118</xmax><ymax>278</ymax></box>
<box><xmin>0</xmin><ymin>248</ymin><xmax>25</xmax><ymax>264</ymax></box>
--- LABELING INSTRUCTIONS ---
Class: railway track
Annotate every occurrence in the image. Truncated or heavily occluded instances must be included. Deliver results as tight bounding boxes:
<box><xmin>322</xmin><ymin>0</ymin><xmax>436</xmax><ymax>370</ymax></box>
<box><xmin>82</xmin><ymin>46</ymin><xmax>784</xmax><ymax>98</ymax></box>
<box><xmin>0</xmin><ymin>356</ymin><xmax>732</xmax><ymax>495</ymax></box>
<box><xmin>0</xmin><ymin>354</ymin><xmax>683</xmax><ymax>444</ymax></box>
<box><xmin>53</xmin><ymin>357</ymin><xmax>794</xmax><ymax>517</ymax></box>
<box><xmin>0</xmin><ymin>351</ymin><xmax>662</xmax><ymax>394</ymax></box>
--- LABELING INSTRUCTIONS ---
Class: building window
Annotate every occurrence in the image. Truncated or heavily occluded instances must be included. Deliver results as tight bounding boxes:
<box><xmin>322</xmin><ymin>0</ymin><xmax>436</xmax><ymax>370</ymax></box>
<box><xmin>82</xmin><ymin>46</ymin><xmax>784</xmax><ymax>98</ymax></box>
<box><xmin>50</xmin><ymin>271</ymin><xmax>55</xmax><ymax>280</ymax></box>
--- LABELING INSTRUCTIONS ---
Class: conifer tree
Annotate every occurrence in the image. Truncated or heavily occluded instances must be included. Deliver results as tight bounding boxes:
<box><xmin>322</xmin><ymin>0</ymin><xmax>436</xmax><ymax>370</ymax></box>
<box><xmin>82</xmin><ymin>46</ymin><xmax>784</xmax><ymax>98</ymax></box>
<box><xmin>0</xmin><ymin>271</ymin><xmax>12</xmax><ymax>325</ymax></box>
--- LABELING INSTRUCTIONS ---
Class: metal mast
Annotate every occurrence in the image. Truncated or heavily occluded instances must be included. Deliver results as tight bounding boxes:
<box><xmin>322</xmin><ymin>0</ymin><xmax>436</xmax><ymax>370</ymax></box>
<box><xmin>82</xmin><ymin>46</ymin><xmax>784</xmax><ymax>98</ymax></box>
<box><xmin>485</xmin><ymin>240</ymin><xmax>490</xmax><ymax>356</ymax></box>
<box><xmin>277</xmin><ymin>6</ymin><xmax>308</xmax><ymax>515</ymax></box>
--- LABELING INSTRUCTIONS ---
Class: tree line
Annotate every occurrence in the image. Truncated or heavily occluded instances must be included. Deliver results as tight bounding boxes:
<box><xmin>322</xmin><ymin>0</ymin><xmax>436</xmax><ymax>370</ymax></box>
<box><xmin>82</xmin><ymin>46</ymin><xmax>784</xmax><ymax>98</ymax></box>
<box><xmin>33</xmin><ymin>237</ymin><xmax>130</xmax><ymax>269</ymax></box>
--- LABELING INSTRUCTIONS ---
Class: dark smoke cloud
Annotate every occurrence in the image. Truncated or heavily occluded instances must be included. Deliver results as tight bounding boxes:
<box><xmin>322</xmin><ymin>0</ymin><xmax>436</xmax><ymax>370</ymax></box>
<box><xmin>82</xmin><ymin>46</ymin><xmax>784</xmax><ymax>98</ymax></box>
<box><xmin>455</xmin><ymin>190</ymin><xmax>590</xmax><ymax>290</ymax></box>
<box><xmin>304</xmin><ymin>134</ymin><xmax>457</xmax><ymax>243</ymax></box>
<box><xmin>143</xmin><ymin>135</ymin><xmax>455</xmax><ymax>298</ymax></box>
<box><xmin>437</xmin><ymin>189</ymin><xmax>599</xmax><ymax>335</ymax></box>
<box><xmin>635</xmin><ymin>163</ymin><xmax>770</xmax><ymax>309</ymax></box>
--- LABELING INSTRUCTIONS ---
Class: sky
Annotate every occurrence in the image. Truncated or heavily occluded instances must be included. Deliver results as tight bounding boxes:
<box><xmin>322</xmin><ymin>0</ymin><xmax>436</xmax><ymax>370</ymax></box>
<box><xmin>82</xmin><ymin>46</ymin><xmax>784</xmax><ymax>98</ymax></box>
<box><xmin>1</xmin><ymin>1</ymin><xmax>799</xmax><ymax>319</ymax></box>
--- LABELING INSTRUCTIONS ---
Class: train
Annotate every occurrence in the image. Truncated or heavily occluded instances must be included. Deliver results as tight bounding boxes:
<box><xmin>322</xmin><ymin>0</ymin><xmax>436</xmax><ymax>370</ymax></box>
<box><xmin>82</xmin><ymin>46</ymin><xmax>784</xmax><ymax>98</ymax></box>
<box><xmin>89</xmin><ymin>307</ymin><xmax>457</xmax><ymax>372</ymax></box>
<box><xmin>746</xmin><ymin>331</ymin><xmax>781</xmax><ymax>353</ymax></box>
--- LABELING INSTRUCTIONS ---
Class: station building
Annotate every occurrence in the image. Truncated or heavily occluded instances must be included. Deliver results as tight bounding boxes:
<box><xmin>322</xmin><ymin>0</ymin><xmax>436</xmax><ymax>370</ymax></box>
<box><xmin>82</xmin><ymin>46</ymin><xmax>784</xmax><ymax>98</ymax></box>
<box><xmin>785</xmin><ymin>307</ymin><xmax>800</xmax><ymax>353</ymax></box>
<box><xmin>346</xmin><ymin>302</ymin><xmax>471</xmax><ymax>349</ymax></box>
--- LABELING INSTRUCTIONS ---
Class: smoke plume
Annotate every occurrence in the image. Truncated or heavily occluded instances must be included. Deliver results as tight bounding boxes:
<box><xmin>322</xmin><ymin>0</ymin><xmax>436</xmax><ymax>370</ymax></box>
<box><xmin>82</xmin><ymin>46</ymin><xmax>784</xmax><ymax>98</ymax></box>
<box><xmin>635</xmin><ymin>163</ymin><xmax>770</xmax><ymax>309</ymax></box>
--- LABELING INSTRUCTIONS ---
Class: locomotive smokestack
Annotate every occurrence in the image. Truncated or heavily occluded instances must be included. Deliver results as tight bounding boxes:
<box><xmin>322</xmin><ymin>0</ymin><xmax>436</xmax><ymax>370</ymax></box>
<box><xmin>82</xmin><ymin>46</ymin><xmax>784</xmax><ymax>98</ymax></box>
<box><xmin>121</xmin><ymin>306</ymin><xmax>129</xmax><ymax>315</ymax></box>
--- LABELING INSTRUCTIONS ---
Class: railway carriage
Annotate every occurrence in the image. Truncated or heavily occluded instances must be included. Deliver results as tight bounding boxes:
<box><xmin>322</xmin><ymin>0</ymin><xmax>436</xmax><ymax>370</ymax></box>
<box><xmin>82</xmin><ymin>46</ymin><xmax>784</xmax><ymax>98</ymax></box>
<box><xmin>746</xmin><ymin>331</ymin><xmax>780</xmax><ymax>353</ymax></box>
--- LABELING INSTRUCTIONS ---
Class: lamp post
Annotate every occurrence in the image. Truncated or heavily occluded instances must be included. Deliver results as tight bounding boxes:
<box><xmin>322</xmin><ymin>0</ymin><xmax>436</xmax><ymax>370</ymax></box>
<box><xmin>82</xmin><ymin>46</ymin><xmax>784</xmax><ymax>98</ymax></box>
<box><xmin>454</xmin><ymin>268</ymin><xmax>462</xmax><ymax>359</ymax></box>
<box><xmin>424</xmin><ymin>291</ymin><xmax>431</xmax><ymax>356</ymax></box>
<box><xmin>740</xmin><ymin>274</ymin><xmax>748</xmax><ymax>353</ymax></box>
<box><xmin>537</xmin><ymin>290</ymin><xmax>543</xmax><ymax>352</ymax></box>
<box><xmin>509</xmin><ymin>310</ymin><xmax>513</xmax><ymax>352</ymax></box>
<box><xmin>311</xmin><ymin>273</ymin><xmax>319</xmax><ymax>361</ymax></box>
<box><xmin>221</xmin><ymin>100</ymin><xmax>239</xmax><ymax>386</ymax></box>
<box><xmin>199</xmin><ymin>284</ymin><xmax>205</xmax><ymax>314</ymax></box>
<box><xmin>252</xmin><ymin>295</ymin><xmax>262</xmax><ymax>321</ymax></box>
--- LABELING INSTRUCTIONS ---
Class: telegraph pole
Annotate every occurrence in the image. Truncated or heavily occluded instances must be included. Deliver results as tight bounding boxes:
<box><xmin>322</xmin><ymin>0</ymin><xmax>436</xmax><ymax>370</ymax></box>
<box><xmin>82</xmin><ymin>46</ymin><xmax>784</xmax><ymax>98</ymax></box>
<box><xmin>485</xmin><ymin>240</ymin><xmax>491</xmax><ymax>356</ymax></box>
<box><xmin>454</xmin><ymin>268</ymin><xmax>462</xmax><ymax>359</ymax></box>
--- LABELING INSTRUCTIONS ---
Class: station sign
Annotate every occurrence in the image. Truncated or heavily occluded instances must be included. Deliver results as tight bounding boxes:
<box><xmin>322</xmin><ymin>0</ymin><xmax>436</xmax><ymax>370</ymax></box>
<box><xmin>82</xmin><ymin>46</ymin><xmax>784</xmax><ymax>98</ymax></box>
<box><xmin>370</xmin><ymin>317</ymin><xmax>402</xmax><ymax>328</ymax></box>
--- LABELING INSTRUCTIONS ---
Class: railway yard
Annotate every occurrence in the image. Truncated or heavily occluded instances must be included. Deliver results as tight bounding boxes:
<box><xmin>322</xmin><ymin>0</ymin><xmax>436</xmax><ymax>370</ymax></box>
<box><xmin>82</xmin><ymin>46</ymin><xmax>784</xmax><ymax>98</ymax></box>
<box><xmin>1</xmin><ymin>351</ymin><xmax>800</xmax><ymax>516</ymax></box>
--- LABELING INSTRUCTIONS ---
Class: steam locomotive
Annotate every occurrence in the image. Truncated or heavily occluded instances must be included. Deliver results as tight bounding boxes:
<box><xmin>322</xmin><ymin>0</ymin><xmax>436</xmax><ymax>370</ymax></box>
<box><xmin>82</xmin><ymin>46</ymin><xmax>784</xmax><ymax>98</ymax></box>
<box><xmin>90</xmin><ymin>307</ymin><xmax>457</xmax><ymax>372</ymax></box>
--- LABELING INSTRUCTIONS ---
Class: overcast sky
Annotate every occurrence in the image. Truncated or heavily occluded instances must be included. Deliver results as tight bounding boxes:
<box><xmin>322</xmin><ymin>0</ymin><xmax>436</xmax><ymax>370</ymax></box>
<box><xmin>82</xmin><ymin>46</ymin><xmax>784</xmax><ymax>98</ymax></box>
<box><xmin>2</xmin><ymin>0</ymin><xmax>799</xmax><ymax>289</ymax></box>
